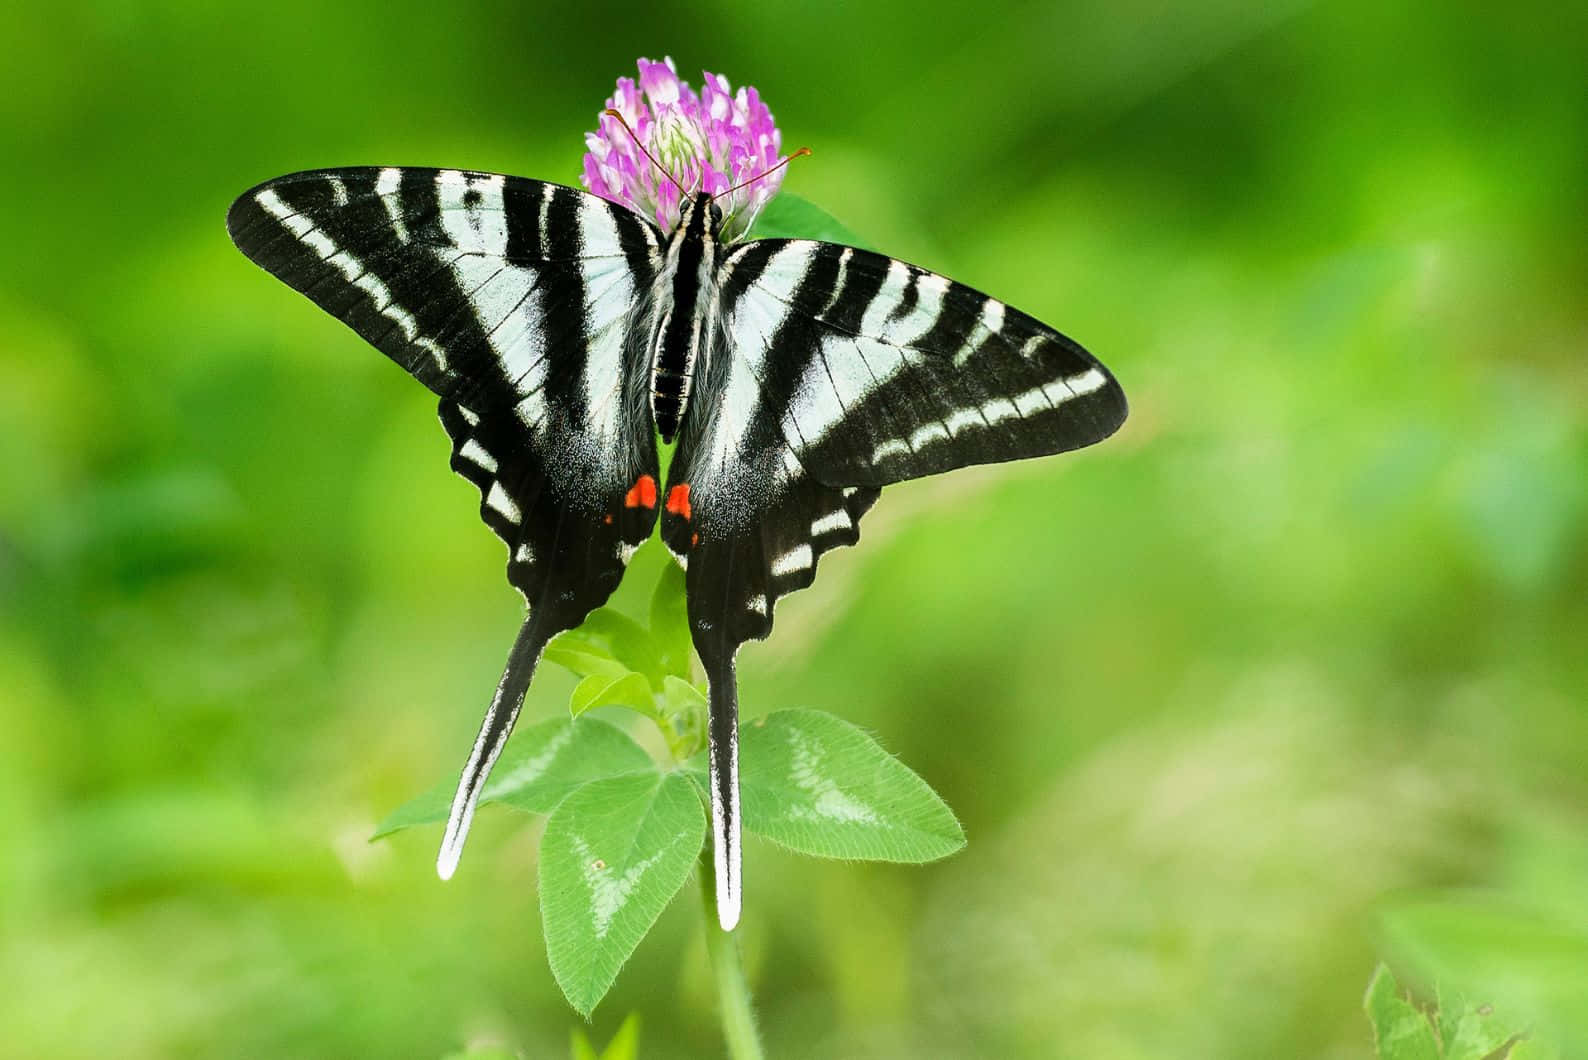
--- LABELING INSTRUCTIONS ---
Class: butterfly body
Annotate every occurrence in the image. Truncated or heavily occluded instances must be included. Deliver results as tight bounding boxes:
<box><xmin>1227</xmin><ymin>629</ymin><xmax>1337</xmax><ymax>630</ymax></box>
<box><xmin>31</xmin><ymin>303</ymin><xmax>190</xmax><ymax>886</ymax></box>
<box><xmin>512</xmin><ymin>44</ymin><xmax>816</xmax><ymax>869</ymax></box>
<box><xmin>227</xmin><ymin>167</ymin><xmax>1126</xmax><ymax>930</ymax></box>
<box><xmin>648</xmin><ymin>192</ymin><xmax>723</xmax><ymax>442</ymax></box>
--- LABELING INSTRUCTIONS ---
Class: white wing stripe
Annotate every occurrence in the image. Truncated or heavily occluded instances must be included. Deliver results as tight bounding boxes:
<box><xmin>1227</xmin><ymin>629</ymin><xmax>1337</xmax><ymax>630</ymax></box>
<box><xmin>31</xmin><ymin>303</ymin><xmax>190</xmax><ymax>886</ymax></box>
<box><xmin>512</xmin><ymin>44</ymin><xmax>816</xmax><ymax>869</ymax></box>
<box><xmin>944</xmin><ymin>407</ymin><xmax>985</xmax><ymax>435</ymax></box>
<box><xmin>872</xmin><ymin>439</ymin><xmax>910</xmax><ymax>463</ymax></box>
<box><xmin>485</xmin><ymin>481</ymin><xmax>521</xmax><ymax>523</ymax></box>
<box><xmin>770</xmin><ymin>544</ymin><xmax>813</xmax><ymax>578</ymax></box>
<box><xmin>908</xmin><ymin>423</ymin><xmax>950</xmax><ymax>451</ymax></box>
<box><xmin>577</xmin><ymin>199</ymin><xmax>637</xmax><ymax>454</ymax></box>
<box><xmin>980</xmin><ymin>298</ymin><xmax>1004</xmax><ymax>335</ymax></box>
<box><xmin>811</xmin><ymin>510</ymin><xmax>851</xmax><ymax>536</ymax></box>
<box><xmin>459</xmin><ymin>438</ymin><xmax>498</xmax><ymax>472</ymax></box>
<box><xmin>721</xmin><ymin>242</ymin><xmax>813</xmax><ymax>461</ymax></box>
<box><xmin>1012</xmin><ymin>387</ymin><xmax>1049</xmax><ymax>416</ymax></box>
<box><xmin>375</xmin><ymin>168</ymin><xmax>409</xmax><ymax>242</ymax></box>
<box><xmin>432</xmin><ymin>172</ymin><xmax>557</xmax><ymax>396</ymax></box>
<box><xmin>981</xmin><ymin>397</ymin><xmax>1020</xmax><ymax>426</ymax></box>
<box><xmin>819</xmin><ymin>247</ymin><xmax>853</xmax><ymax>316</ymax></box>
<box><xmin>255</xmin><ymin>187</ymin><xmax>447</xmax><ymax>373</ymax></box>
<box><xmin>864</xmin><ymin>367</ymin><xmax>1108</xmax><ymax>467</ymax></box>
<box><xmin>779</xmin><ymin>256</ymin><xmax>947</xmax><ymax>451</ymax></box>
<box><xmin>537</xmin><ymin>184</ymin><xmax>554</xmax><ymax>258</ymax></box>
<box><xmin>436</xmin><ymin>170</ymin><xmax>508</xmax><ymax>254</ymax></box>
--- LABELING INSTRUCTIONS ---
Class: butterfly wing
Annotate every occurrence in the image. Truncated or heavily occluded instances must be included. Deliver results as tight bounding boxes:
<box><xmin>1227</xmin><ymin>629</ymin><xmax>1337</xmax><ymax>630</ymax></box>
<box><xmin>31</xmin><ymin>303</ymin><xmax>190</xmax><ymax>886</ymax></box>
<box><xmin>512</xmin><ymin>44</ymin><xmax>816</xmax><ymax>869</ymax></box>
<box><xmin>714</xmin><ymin>239</ymin><xmax>1128</xmax><ymax>486</ymax></box>
<box><xmin>664</xmin><ymin>237</ymin><xmax>1126</xmax><ymax>928</ymax></box>
<box><xmin>227</xmin><ymin>167</ymin><xmax>664</xmax><ymax>876</ymax></box>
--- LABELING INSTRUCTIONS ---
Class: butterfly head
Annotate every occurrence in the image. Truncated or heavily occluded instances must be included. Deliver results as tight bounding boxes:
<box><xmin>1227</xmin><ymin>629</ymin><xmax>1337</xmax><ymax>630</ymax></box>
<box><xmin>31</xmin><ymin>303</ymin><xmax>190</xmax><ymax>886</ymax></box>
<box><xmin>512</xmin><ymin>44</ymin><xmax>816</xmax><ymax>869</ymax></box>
<box><xmin>681</xmin><ymin>192</ymin><xmax>726</xmax><ymax>240</ymax></box>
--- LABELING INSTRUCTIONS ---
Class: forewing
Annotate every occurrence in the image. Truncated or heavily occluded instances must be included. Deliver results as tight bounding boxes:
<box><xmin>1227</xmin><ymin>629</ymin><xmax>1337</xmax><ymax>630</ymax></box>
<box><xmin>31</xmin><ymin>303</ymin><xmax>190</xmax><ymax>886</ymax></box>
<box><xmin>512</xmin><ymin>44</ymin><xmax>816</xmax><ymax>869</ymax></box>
<box><xmin>226</xmin><ymin>167</ymin><xmax>661</xmax><ymax>415</ymax></box>
<box><xmin>710</xmin><ymin>239</ymin><xmax>1127</xmax><ymax>489</ymax></box>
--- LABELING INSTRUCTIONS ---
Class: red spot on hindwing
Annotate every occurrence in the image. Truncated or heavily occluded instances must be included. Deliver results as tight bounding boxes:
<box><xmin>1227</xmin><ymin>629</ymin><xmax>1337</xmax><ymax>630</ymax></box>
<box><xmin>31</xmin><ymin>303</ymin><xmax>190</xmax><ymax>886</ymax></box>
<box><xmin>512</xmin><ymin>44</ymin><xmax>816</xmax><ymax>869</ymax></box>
<box><xmin>665</xmin><ymin>483</ymin><xmax>692</xmax><ymax>520</ymax></box>
<box><xmin>624</xmin><ymin>474</ymin><xmax>657</xmax><ymax>509</ymax></box>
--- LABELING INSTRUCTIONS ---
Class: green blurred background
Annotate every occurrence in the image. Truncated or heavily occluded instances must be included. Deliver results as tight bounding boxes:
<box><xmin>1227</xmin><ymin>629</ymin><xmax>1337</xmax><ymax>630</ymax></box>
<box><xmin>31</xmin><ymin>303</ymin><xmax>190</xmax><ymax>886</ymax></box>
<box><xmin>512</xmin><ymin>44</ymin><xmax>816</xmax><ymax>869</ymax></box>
<box><xmin>3</xmin><ymin>1</ymin><xmax>1585</xmax><ymax>1056</ymax></box>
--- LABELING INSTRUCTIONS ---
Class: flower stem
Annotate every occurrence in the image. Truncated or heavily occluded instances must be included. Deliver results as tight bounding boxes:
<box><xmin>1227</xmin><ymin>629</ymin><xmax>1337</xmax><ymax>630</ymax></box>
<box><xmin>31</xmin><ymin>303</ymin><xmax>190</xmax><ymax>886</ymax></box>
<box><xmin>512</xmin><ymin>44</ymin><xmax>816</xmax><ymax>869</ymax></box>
<box><xmin>700</xmin><ymin>853</ymin><xmax>764</xmax><ymax>1060</ymax></box>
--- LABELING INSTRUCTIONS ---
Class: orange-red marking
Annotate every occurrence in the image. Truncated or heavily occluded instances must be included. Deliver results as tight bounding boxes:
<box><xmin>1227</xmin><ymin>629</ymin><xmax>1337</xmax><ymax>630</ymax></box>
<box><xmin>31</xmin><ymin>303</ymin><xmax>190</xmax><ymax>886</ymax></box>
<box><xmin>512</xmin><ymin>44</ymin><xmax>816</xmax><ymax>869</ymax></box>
<box><xmin>623</xmin><ymin>474</ymin><xmax>657</xmax><ymax>509</ymax></box>
<box><xmin>603</xmin><ymin>513</ymin><xmax>613</xmax><ymax>525</ymax></box>
<box><xmin>691</xmin><ymin>532</ymin><xmax>699</xmax><ymax>548</ymax></box>
<box><xmin>665</xmin><ymin>483</ymin><xmax>692</xmax><ymax>520</ymax></box>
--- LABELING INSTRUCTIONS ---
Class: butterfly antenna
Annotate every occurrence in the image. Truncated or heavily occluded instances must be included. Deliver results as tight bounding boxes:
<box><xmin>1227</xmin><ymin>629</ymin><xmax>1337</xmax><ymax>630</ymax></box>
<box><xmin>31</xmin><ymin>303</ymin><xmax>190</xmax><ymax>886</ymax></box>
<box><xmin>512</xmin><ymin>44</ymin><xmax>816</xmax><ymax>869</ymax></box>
<box><xmin>713</xmin><ymin>147</ymin><xmax>811</xmax><ymax>202</ymax></box>
<box><xmin>603</xmin><ymin>108</ymin><xmax>687</xmax><ymax>197</ymax></box>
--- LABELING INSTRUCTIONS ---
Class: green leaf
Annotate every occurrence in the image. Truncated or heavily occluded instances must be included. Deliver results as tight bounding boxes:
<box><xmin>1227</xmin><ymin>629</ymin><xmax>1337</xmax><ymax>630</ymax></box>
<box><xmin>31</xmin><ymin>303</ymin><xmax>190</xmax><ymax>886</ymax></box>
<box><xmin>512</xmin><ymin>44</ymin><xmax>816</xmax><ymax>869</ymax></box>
<box><xmin>542</xmin><ymin>644</ymin><xmax>632</xmax><ymax>682</ymax></box>
<box><xmin>570</xmin><ymin>1029</ymin><xmax>598</xmax><ymax>1060</ymax></box>
<box><xmin>372</xmin><ymin>717</ymin><xmax>653</xmax><ymax>838</ymax></box>
<box><xmin>1363</xmin><ymin>965</ymin><xmax>1440</xmax><ymax>1060</ymax></box>
<box><xmin>1439</xmin><ymin>984</ymin><xmax>1519</xmax><ymax>1060</ymax></box>
<box><xmin>547</xmin><ymin>608</ymin><xmax>667</xmax><ymax>686</ymax></box>
<box><xmin>601</xmin><ymin>1013</ymin><xmax>641</xmax><ymax>1060</ymax></box>
<box><xmin>569</xmin><ymin>1013</ymin><xmax>641</xmax><ymax>1060</ymax></box>
<box><xmin>656</xmin><ymin>676</ymin><xmax>707</xmax><ymax>761</ymax></box>
<box><xmin>647</xmin><ymin>560</ymin><xmax>692</xmax><ymax>681</ymax></box>
<box><xmin>708</xmin><ymin>710</ymin><xmax>965</xmax><ymax>862</ymax></box>
<box><xmin>540</xmin><ymin>772</ymin><xmax>705</xmax><ymax>1017</ymax></box>
<box><xmin>570</xmin><ymin>671</ymin><xmax>656</xmax><ymax>719</ymax></box>
<box><xmin>748</xmin><ymin>193</ymin><xmax>870</xmax><ymax>248</ymax></box>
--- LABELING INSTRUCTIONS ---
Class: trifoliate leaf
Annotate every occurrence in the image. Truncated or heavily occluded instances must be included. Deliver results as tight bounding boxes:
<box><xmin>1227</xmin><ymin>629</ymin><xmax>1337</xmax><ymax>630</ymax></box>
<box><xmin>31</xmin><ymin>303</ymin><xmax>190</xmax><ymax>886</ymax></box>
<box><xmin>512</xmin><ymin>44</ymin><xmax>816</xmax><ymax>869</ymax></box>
<box><xmin>372</xmin><ymin>717</ymin><xmax>653</xmax><ymax>837</ymax></box>
<box><xmin>699</xmin><ymin>709</ymin><xmax>964</xmax><ymax>862</ymax></box>
<box><xmin>540</xmin><ymin>772</ymin><xmax>705</xmax><ymax>1016</ymax></box>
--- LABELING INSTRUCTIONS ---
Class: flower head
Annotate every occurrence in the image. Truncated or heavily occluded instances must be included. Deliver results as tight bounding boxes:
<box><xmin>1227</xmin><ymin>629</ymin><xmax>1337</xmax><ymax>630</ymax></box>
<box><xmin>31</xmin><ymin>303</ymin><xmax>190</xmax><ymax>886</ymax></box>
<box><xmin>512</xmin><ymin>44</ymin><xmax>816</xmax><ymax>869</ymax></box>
<box><xmin>582</xmin><ymin>58</ymin><xmax>787</xmax><ymax>241</ymax></box>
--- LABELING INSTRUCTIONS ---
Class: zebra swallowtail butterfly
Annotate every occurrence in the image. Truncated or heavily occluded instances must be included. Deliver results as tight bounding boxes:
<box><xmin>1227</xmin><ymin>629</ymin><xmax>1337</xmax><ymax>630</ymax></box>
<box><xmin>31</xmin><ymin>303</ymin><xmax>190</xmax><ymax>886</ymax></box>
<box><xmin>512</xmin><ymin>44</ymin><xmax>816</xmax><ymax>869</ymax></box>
<box><xmin>227</xmin><ymin>165</ymin><xmax>1126</xmax><ymax>930</ymax></box>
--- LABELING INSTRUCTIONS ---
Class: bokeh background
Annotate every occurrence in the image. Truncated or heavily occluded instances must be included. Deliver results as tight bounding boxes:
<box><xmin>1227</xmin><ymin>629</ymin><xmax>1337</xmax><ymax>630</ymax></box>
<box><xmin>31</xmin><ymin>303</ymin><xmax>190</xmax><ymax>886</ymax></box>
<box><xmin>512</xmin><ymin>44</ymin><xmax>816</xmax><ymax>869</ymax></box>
<box><xmin>3</xmin><ymin>1</ymin><xmax>1585</xmax><ymax>1057</ymax></box>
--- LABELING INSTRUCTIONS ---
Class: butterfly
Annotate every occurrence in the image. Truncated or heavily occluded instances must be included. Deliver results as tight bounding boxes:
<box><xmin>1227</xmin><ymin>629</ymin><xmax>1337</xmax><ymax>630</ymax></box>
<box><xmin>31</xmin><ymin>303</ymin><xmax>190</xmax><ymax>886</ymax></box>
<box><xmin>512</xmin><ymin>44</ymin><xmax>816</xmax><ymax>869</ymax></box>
<box><xmin>227</xmin><ymin>163</ymin><xmax>1127</xmax><ymax>930</ymax></box>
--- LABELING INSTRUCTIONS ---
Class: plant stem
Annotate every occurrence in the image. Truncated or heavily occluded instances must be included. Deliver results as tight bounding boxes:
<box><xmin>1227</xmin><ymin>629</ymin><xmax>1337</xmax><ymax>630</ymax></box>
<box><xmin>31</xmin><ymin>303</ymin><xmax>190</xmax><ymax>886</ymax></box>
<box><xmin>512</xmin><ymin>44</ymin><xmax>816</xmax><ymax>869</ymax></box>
<box><xmin>700</xmin><ymin>853</ymin><xmax>764</xmax><ymax>1060</ymax></box>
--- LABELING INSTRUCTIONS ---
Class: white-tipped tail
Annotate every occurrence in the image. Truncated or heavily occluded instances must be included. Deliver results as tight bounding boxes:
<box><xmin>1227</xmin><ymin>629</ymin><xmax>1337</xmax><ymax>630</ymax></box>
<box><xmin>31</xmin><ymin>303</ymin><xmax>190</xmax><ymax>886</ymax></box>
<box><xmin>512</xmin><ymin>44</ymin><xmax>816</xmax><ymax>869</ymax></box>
<box><xmin>709</xmin><ymin>733</ymin><xmax>742</xmax><ymax>931</ymax></box>
<box><xmin>705</xmin><ymin>655</ymin><xmax>743</xmax><ymax>931</ymax></box>
<box><xmin>436</xmin><ymin>694</ymin><xmax>523</xmax><ymax>880</ymax></box>
<box><xmin>435</xmin><ymin>615</ymin><xmax>545</xmax><ymax>881</ymax></box>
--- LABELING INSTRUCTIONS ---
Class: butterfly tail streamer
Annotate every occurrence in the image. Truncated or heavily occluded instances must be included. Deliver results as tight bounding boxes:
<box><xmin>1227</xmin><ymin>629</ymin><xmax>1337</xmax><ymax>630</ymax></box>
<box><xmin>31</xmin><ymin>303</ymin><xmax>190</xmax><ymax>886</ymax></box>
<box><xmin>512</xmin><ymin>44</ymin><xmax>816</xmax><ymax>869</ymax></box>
<box><xmin>703</xmin><ymin>652</ymin><xmax>744</xmax><ymax>931</ymax></box>
<box><xmin>436</xmin><ymin>611</ymin><xmax>551</xmax><ymax>880</ymax></box>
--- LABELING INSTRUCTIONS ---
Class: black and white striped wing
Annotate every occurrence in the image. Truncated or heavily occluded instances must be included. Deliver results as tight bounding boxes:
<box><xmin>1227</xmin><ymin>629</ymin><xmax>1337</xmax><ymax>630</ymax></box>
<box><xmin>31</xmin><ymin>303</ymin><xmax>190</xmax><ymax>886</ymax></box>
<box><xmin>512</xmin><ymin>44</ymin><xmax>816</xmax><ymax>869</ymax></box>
<box><xmin>226</xmin><ymin>167</ymin><xmax>664</xmax><ymax>878</ymax></box>
<box><xmin>663</xmin><ymin>238</ymin><xmax>1125</xmax><ymax>929</ymax></box>
<box><xmin>715</xmin><ymin>239</ymin><xmax>1128</xmax><ymax>488</ymax></box>
<box><xmin>669</xmin><ymin>235</ymin><xmax>1126</xmax><ymax>645</ymax></box>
